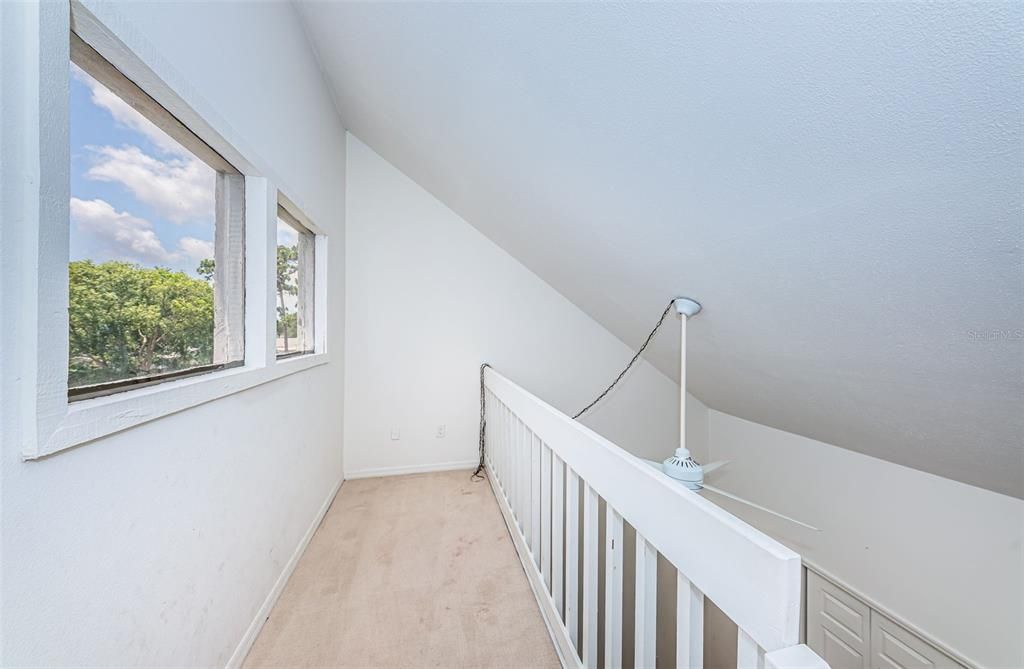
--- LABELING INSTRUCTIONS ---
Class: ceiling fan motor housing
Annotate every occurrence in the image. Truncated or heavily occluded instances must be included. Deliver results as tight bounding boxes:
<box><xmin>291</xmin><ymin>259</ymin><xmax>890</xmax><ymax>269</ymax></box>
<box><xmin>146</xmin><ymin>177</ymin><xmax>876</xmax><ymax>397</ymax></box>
<box><xmin>662</xmin><ymin>447</ymin><xmax>704</xmax><ymax>490</ymax></box>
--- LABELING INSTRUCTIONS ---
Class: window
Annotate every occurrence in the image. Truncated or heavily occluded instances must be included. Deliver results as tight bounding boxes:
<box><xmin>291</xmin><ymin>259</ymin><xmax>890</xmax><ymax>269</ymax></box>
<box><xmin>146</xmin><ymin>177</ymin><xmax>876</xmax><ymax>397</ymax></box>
<box><xmin>67</xmin><ymin>33</ymin><xmax>244</xmax><ymax>399</ymax></box>
<box><xmin>276</xmin><ymin>204</ymin><xmax>315</xmax><ymax>357</ymax></box>
<box><xmin>5</xmin><ymin>3</ymin><xmax>330</xmax><ymax>459</ymax></box>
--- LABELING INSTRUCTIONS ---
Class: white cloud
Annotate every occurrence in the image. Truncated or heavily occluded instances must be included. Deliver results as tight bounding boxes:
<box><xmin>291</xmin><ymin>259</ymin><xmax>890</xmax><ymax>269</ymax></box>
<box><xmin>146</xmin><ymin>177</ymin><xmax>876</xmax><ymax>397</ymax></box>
<box><xmin>72</xmin><ymin>63</ymin><xmax>185</xmax><ymax>156</ymax></box>
<box><xmin>177</xmin><ymin>236</ymin><xmax>214</xmax><ymax>263</ymax></box>
<box><xmin>85</xmin><ymin>145</ymin><xmax>215</xmax><ymax>224</ymax></box>
<box><xmin>72</xmin><ymin>63</ymin><xmax>216</xmax><ymax>224</ymax></box>
<box><xmin>71</xmin><ymin>198</ymin><xmax>216</xmax><ymax>272</ymax></box>
<box><xmin>71</xmin><ymin>197</ymin><xmax>178</xmax><ymax>265</ymax></box>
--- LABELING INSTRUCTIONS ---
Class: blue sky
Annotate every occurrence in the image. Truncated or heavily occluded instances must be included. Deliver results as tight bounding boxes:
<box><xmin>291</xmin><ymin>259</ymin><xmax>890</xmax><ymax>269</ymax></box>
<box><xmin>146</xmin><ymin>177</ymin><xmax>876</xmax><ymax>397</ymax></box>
<box><xmin>69</xmin><ymin>63</ymin><xmax>215</xmax><ymax>277</ymax></box>
<box><xmin>278</xmin><ymin>220</ymin><xmax>298</xmax><ymax>247</ymax></box>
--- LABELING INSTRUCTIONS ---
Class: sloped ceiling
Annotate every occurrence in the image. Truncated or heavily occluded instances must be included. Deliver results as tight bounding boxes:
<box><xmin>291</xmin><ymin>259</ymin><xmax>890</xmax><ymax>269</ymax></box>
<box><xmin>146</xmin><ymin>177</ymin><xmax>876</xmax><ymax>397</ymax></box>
<box><xmin>297</xmin><ymin>2</ymin><xmax>1023</xmax><ymax>498</ymax></box>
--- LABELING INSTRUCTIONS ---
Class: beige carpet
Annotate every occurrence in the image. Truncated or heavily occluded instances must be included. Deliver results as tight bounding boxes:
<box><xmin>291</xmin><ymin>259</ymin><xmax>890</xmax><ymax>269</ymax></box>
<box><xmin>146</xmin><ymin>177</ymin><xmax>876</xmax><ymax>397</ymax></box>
<box><xmin>243</xmin><ymin>470</ymin><xmax>561</xmax><ymax>668</ymax></box>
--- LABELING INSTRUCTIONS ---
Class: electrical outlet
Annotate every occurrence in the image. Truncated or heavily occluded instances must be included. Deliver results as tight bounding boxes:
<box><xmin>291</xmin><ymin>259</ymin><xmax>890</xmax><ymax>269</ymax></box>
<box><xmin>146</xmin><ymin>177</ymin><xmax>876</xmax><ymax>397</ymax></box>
<box><xmin>390</xmin><ymin>427</ymin><xmax>401</xmax><ymax>441</ymax></box>
<box><xmin>435</xmin><ymin>424</ymin><xmax>446</xmax><ymax>438</ymax></box>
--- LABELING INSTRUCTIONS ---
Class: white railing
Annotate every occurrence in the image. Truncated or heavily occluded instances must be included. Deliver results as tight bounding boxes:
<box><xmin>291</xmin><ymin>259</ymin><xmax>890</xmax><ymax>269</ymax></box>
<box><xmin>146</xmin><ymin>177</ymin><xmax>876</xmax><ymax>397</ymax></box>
<box><xmin>484</xmin><ymin>368</ymin><xmax>828</xmax><ymax>669</ymax></box>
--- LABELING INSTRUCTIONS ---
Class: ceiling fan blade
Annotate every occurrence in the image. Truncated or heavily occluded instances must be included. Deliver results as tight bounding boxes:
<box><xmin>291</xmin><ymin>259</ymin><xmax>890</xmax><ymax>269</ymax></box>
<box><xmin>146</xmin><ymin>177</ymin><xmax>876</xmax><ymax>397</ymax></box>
<box><xmin>642</xmin><ymin>457</ymin><xmax>819</xmax><ymax>531</ymax></box>
<box><xmin>702</xmin><ymin>460</ymin><xmax>729</xmax><ymax>476</ymax></box>
<box><xmin>700</xmin><ymin>484</ymin><xmax>820</xmax><ymax>532</ymax></box>
<box><xmin>642</xmin><ymin>457</ymin><xmax>728</xmax><ymax>476</ymax></box>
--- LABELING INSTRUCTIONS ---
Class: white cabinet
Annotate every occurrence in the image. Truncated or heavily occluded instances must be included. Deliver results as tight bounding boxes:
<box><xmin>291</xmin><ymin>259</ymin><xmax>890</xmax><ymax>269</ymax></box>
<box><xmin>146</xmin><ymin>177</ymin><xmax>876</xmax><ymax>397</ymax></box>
<box><xmin>807</xmin><ymin>570</ymin><xmax>870</xmax><ymax>669</ymax></box>
<box><xmin>871</xmin><ymin>612</ymin><xmax>966</xmax><ymax>669</ymax></box>
<box><xmin>805</xmin><ymin>569</ymin><xmax>967</xmax><ymax>669</ymax></box>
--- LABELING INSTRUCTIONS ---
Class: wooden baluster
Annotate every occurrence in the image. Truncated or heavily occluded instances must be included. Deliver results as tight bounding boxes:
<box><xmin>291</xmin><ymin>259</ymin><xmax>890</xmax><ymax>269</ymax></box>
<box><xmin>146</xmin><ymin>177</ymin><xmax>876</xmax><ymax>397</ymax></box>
<box><xmin>634</xmin><ymin>535</ymin><xmax>658</xmax><ymax>669</ymax></box>
<box><xmin>552</xmin><ymin>455</ymin><xmax>565</xmax><ymax>616</ymax></box>
<box><xmin>523</xmin><ymin>425</ymin><xmax>533</xmax><ymax>540</ymax></box>
<box><xmin>737</xmin><ymin>629</ymin><xmax>765</xmax><ymax>669</ymax></box>
<box><xmin>565</xmin><ymin>467</ymin><xmax>581</xmax><ymax>654</ymax></box>
<box><xmin>524</xmin><ymin>428</ymin><xmax>532</xmax><ymax>536</ymax></box>
<box><xmin>605</xmin><ymin>506</ymin><xmax>624</xmax><ymax>669</ymax></box>
<box><xmin>531</xmin><ymin>433</ymin><xmax>541</xmax><ymax>561</ymax></box>
<box><xmin>541</xmin><ymin>443</ymin><xmax>552</xmax><ymax>587</ymax></box>
<box><xmin>583</xmin><ymin>483</ymin><xmax>599</xmax><ymax>667</ymax></box>
<box><xmin>484</xmin><ymin>396</ymin><xmax>491</xmax><ymax>470</ymax></box>
<box><xmin>500</xmin><ymin>402</ymin><xmax>508</xmax><ymax>493</ymax></box>
<box><xmin>507</xmin><ymin>411</ymin><xmax>516</xmax><ymax>522</ymax></box>
<box><xmin>677</xmin><ymin>571</ymin><xmax>704</xmax><ymax>669</ymax></box>
<box><xmin>483</xmin><ymin>394</ymin><xmax>490</xmax><ymax>470</ymax></box>
<box><xmin>521</xmin><ymin>422</ymin><xmax>529</xmax><ymax>532</ymax></box>
<box><xmin>494</xmin><ymin>399</ymin><xmax>502</xmax><ymax>487</ymax></box>
<box><xmin>491</xmin><ymin>399</ymin><xmax>499</xmax><ymax>487</ymax></box>
<box><xmin>503</xmin><ymin>404</ymin><xmax>510</xmax><ymax>497</ymax></box>
<box><xmin>515</xmin><ymin>419</ymin><xmax>524</xmax><ymax>529</ymax></box>
<box><xmin>505</xmin><ymin>407</ymin><xmax>514</xmax><ymax>511</ymax></box>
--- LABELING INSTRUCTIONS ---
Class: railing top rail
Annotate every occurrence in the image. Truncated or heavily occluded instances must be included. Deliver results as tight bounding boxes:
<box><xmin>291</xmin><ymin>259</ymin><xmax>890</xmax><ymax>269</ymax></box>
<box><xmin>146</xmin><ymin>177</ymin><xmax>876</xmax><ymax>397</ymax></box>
<box><xmin>485</xmin><ymin>367</ymin><xmax>802</xmax><ymax>652</ymax></box>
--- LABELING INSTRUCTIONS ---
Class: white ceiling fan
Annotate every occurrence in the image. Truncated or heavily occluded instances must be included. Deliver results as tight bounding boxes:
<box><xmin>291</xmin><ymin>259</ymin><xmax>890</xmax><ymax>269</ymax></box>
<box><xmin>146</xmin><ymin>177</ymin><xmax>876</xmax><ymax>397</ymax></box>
<box><xmin>642</xmin><ymin>298</ymin><xmax>820</xmax><ymax>532</ymax></box>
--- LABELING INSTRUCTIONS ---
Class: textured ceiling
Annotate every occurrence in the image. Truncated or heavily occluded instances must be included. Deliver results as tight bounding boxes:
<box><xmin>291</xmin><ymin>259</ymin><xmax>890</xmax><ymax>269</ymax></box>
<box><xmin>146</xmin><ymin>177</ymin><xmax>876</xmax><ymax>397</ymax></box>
<box><xmin>297</xmin><ymin>2</ymin><xmax>1024</xmax><ymax>498</ymax></box>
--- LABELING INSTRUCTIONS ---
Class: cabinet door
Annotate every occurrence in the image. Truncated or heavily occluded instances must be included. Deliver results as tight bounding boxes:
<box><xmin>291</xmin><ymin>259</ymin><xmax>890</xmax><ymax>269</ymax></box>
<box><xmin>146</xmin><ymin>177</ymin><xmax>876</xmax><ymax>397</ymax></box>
<box><xmin>806</xmin><ymin>570</ymin><xmax>871</xmax><ymax>669</ymax></box>
<box><xmin>871</xmin><ymin>612</ymin><xmax>966</xmax><ymax>669</ymax></box>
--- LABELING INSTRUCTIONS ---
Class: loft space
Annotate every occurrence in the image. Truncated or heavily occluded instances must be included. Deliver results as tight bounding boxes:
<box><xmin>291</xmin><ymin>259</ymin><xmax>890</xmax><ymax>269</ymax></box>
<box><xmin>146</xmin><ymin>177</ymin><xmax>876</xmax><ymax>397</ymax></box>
<box><xmin>301</xmin><ymin>1</ymin><xmax>1023</xmax><ymax>499</ymax></box>
<box><xmin>0</xmin><ymin>2</ymin><xmax>1020</xmax><ymax>669</ymax></box>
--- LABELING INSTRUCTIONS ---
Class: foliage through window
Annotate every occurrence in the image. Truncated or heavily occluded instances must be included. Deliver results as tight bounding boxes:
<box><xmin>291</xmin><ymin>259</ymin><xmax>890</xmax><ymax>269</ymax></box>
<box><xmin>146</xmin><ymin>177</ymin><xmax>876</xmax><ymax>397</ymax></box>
<box><xmin>68</xmin><ymin>35</ymin><xmax>244</xmax><ymax>398</ymax></box>
<box><xmin>276</xmin><ymin>206</ymin><xmax>315</xmax><ymax>357</ymax></box>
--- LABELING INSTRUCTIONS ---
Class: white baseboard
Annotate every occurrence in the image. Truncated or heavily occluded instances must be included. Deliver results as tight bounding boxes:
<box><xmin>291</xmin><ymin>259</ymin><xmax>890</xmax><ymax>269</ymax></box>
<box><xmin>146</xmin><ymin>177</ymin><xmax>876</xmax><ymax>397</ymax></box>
<box><xmin>225</xmin><ymin>476</ymin><xmax>344</xmax><ymax>669</ymax></box>
<box><xmin>343</xmin><ymin>459</ymin><xmax>478</xmax><ymax>479</ymax></box>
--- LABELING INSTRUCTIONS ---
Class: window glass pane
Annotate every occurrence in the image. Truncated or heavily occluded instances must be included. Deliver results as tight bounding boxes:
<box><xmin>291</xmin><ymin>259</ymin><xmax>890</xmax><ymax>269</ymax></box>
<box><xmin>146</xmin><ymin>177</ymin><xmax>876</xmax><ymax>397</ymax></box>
<box><xmin>276</xmin><ymin>220</ymin><xmax>299</xmax><ymax>354</ymax></box>
<box><xmin>68</xmin><ymin>62</ymin><xmax>218</xmax><ymax>389</ymax></box>
<box><xmin>276</xmin><ymin>217</ymin><xmax>313</xmax><ymax>356</ymax></box>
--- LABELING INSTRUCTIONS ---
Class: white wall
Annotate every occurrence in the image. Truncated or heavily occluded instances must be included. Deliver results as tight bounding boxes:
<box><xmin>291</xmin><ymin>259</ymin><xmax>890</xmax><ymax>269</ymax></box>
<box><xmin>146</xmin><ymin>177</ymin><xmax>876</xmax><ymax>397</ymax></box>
<box><xmin>344</xmin><ymin>135</ymin><xmax>704</xmax><ymax>478</ymax></box>
<box><xmin>0</xmin><ymin>2</ymin><xmax>346</xmax><ymax>665</ymax></box>
<box><xmin>703</xmin><ymin>410</ymin><xmax>1024</xmax><ymax>669</ymax></box>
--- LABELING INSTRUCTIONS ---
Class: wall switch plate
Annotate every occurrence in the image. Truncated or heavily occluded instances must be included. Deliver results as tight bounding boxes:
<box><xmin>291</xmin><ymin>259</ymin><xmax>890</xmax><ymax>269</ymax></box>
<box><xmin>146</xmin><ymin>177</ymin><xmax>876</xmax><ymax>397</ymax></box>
<box><xmin>435</xmin><ymin>424</ymin><xmax>446</xmax><ymax>438</ymax></box>
<box><xmin>390</xmin><ymin>428</ymin><xmax>401</xmax><ymax>440</ymax></box>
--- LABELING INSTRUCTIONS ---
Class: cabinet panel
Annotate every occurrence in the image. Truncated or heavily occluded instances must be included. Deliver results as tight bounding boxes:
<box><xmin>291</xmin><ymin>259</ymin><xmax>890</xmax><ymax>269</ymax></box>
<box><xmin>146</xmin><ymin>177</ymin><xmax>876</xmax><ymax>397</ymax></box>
<box><xmin>806</xmin><ymin>570</ymin><xmax>870</xmax><ymax>669</ymax></box>
<box><xmin>871</xmin><ymin>612</ymin><xmax>966</xmax><ymax>669</ymax></box>
<box><xmin>821</xmin><ymin>627</ymin><xmax>870</xmax><ymax>669</ymax></box>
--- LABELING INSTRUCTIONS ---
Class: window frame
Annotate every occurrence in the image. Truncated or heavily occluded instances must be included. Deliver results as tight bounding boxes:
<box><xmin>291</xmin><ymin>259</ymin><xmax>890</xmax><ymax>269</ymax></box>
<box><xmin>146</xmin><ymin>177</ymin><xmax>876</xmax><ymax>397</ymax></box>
<box><xmin>275</xmin><ymin>202</ymin><xmax>317</xmax><ymax>359</ymax></box>
<box><xmin>67</xmin><ymin>33</ymin><xmax>247</xmax><ymax>400</ymax></box>
<box><xmin>1</xmin><ymin>0</ymin><xmax>330</xmax><ymax>460</ymax></box>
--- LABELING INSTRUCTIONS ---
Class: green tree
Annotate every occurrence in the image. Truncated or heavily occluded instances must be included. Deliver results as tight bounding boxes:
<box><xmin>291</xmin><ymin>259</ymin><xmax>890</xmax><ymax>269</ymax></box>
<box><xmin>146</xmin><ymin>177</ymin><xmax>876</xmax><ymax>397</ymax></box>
<box><xmin>277</xmin><ymin>311</ymin><xmax>297</xmax><ymax>340</ymax></box>
<box><xmin>197</xmin><ymin>258</ymin><xmax>215</xmax><ymax>282</ymax></box>
<box><xmin>68</xmin><ymin>260</ymin><xmax>214</xmax><ymax>386</ymax></box>
<box><xmin>276</xmin><ymin>244</ymin><xmax>299</xmax><ymax>352</ymax></box>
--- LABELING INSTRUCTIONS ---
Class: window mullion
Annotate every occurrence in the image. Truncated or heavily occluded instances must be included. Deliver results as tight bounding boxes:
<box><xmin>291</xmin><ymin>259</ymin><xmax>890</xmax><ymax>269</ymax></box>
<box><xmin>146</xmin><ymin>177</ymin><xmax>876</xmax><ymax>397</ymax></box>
<box><xmin>214</xmin><ymin>173</ymin><xmax>246</xmax><ymax>365</ymax></box>
<box><xmin>297</xmin><ymin>229</ymin><xmax>316</xmax><ymax>354</ymax></box>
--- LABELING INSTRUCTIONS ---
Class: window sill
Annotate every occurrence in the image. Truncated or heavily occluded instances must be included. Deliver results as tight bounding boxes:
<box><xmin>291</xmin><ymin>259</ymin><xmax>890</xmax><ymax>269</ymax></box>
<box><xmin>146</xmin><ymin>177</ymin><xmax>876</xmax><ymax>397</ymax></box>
<box><xmin>30</xmin><ymin>352</ymin><xmax>329</xmax><ymax>459</ymax></box>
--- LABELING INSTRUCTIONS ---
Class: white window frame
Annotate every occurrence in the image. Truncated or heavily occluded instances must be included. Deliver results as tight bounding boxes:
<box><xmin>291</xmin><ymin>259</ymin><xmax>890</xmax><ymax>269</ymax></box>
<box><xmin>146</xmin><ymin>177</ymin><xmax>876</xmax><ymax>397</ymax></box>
<box><xmin>0</xmin><ymin>1</ymin><xmax>329</xmax><ymax>460</ymax></box>
<box><xmin>275</xmin><ymin>198</ymin><xmax>324</xmax><ymax>359</ymax></box>
<box><xmin>68</xmin><ymin>32</ymin><xmax>248</xmax><ymax>400</ymax></box>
